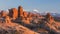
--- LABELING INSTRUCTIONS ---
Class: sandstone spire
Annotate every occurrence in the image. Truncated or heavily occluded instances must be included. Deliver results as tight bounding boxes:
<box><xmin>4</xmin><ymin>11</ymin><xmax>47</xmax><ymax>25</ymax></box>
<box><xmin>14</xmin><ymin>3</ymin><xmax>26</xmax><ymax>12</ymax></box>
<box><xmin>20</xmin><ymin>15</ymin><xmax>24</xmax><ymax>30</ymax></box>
<box><xmin>18</xmin><ymin>6</ymin><xmax>23</xmax><ymax>17</ymax></box>
<box><xmin>12</xmin><ymin>8</ymin><xmax>18</xmax><ymax>20</ymax></box>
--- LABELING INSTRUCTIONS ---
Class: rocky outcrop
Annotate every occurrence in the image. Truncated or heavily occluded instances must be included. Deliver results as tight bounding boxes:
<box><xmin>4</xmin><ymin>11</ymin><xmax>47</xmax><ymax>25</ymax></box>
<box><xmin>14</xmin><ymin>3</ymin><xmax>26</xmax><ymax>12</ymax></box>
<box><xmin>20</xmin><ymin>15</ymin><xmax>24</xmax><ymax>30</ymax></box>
<box><xmin>18</xmin><ymin>6</ymin><xmax>23</xmax><ymax>17</ymax></box>
<box><xmin>0</xmin><ymin>6</ymin><xmax>60</xmax><ymax>34</ymax></box>
<box><xmin>0</xmin><ymin>10</ymin><xmax>7</xmax><ymax>17</ymax></box>
<box><xmin>5</xmin><ymin>16</ymin><xmax>11</xmax><ymax>23</ymax></box>
<box><xmin>8</xmin><ymin>8</ymin><xmax>18</xmax><ymax>20</ymax></box>
<box><xmin>23</xmin><ymin>11</ymin><xmax>28</xmax><ymax>17</ymax></box>
<box><xmin>12</xmin><ymin>8</ymin><xmax>18</xmax><ymax>20</ymax></box>
<box><xmin>46</xmin><ymin>13</ymin><xmax>55</xmax><ymax>24</ymax></box>
<box><xmin>0</xmin><ymin>22</ymin><xmax>39</xmax><ymax>34</ymax></box>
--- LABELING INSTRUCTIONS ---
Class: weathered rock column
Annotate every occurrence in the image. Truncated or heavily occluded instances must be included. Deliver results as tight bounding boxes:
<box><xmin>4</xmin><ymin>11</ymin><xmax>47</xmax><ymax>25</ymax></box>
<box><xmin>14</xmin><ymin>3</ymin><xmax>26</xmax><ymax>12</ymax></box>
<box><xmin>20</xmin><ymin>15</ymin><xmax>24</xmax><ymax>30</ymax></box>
<box><xmin>18</xmin><ymin>6</ymin><xmax>23</xmax><ymax>17</ymax></box>
<box><xmin>9</xmin><ymin>8</ymin><xmax>18</xmax><ymax>20</ymax></box>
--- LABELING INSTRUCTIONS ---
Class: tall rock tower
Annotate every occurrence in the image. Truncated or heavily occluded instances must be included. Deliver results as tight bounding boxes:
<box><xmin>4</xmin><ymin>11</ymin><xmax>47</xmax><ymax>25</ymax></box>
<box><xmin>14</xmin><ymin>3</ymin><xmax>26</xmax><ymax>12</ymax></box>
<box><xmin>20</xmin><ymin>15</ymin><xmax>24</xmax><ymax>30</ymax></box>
<box><xmin>9</xmin><ymin>8</ymin><xmax>18</xmax><ymax>20</ymax></box>
<box><xmin>18</xmin><ymin>6</ymin><xmax>23</xmax><ymax>17</ymax></box>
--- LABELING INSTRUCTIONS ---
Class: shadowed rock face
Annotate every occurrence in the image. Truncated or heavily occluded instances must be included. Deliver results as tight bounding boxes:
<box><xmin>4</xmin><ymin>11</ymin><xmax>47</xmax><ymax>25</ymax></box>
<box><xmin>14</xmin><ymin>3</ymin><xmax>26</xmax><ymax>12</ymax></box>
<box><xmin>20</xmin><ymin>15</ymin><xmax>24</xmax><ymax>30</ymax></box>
<box><xmin>9</xmin><ymin>9</ymin><xmax>13</xmax><ymax>18</ymax></box>
<box><xmin>0</xmin><ymin>6</ymin><xmax>60</xmax><ymax>34</ymax></box>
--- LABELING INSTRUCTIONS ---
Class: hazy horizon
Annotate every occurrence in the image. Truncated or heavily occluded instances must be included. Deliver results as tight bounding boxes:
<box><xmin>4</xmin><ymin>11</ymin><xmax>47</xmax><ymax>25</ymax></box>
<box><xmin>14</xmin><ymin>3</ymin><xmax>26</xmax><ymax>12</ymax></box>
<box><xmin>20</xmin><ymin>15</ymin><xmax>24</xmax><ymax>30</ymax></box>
<box><xmin>0</xmin><ymin>0</ymin><xmax>60</xmax><ymax>13</ymax></box>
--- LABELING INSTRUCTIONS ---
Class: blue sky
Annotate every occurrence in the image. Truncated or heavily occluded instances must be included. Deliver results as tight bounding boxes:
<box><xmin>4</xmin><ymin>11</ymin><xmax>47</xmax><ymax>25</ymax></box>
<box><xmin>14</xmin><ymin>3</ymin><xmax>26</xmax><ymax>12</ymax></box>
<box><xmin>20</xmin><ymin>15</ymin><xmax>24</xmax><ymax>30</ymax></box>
<box><xmin>0</xmin><ymin>0</ymin><xmax>60</xmax><ymax>13</ymax></box>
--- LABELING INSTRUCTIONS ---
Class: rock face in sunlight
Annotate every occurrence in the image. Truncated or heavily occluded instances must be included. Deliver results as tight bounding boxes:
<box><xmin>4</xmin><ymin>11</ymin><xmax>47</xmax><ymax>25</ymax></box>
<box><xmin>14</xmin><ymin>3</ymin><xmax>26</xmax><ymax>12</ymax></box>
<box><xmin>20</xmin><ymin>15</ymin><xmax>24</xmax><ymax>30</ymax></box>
<box><xmin>0</xmin><ymin>22</ymin><xmax>38</xmax><ymax>34</ymax></box>
<box><xmin>23</xmin><ymin>11</ymin><xmax>28</xmax><ymax>17</ymax></box>
<box><xmin>0</xmin><ymin>6</ymin><xmax>60</xmax><ymax>34</ymax></box>
<box><xmin>9</xmin><ymin>8</ymin><xmax>18</xmax><ymax>20</ymax></box>
<box><xmin>5</xmin><ymin>16</ymin><xmax>11</xmax><ymax>23</ymax></box>
<box><xmin>12</xmin><ymin>8</ymin><xmax>18</xmax><ymax>20</ymax></box>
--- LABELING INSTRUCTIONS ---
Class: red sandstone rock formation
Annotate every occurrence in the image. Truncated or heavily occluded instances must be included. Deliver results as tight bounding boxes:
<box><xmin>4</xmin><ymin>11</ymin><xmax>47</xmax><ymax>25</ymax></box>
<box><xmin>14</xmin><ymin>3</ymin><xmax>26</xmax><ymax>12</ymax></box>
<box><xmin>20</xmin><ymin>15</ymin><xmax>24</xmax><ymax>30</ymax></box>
<box><xmin>22</xmin><ymin>19</ymin><xmax>30</xmax><ymax>24</ymax></box>
<box><xmin>28</xmin><ymin>12</ymin><xmax>33</xmax><ymax>17</ymax></box>
<box><xmin>18</xmin><ymin>6</ymin><xmax>23</xmax><ymax>17</ymax></box>
<box><xmin>12</xmin><ymin>8</ymin><xmax>18</xmax><ymax>20</ymax></box>
<box><xmin>23</xmin><ymin>11</ymin><xmax>28</xmax><ymax>17</ymax></box>
<box><xmin>0</xmin><ymin>22</ymin><xmax>39</xmax><ymax>34</ymax></box>
<box><xmin>0</xmin><ymin>10</ymin><xmax>7</xmax><ymax>17</ymax></box>
<box><xmin>8</xmin><ymin>8</ymin><xmax>18</xmax><ymax>20</ymax></box>
<box><xmin>0</xmin><ymin>6</ymin><xmax>60</xmax><ymax>34</ymax></box>
<box><xmin>9</xmin><ymin>9</ymin><xmax>13</xmax><ymax>18</ymax></box>
<box><xmin>46</xmin><ymin>13</ymin><xmax>54</xmax><ymax>24</ymax></box>
<box><xmin>5</xmin><ymin>16</ymin><xmax>11</xmax><ymax>23</ymax></box>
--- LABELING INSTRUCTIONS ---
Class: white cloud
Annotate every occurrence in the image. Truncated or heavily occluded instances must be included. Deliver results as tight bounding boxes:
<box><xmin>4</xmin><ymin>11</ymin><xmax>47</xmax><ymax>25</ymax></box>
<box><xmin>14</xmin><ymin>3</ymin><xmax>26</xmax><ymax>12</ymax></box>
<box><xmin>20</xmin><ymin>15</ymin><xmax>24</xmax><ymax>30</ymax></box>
<box><xmin>33</xmin><ymin>9</ymin><xmax>39</xmax><ymax>13</ymax></box>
